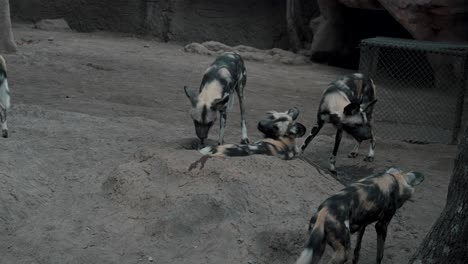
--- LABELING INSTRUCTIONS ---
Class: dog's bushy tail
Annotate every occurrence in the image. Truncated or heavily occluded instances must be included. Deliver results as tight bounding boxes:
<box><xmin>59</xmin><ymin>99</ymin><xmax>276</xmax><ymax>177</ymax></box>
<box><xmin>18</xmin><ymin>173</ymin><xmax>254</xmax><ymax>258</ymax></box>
<box><xmin>295</xmin><ymin>248</ymin><xmax>314</xmax><ymax>264</ymax></box>
<box><xmin>199</xmin><ymin>143</ymin><xmax>263</xmax><ymax>157</ymax></box>
<box><xmin>295</xmin><ymin>210</ymin><xmax>327</xmax><ymax>264</ymax></box>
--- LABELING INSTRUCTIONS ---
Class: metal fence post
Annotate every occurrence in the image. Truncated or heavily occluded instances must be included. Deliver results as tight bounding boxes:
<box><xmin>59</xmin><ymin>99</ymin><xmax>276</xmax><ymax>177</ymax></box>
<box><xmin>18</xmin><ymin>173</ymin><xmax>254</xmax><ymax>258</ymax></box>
<box><xmin>451</xmin><ymin>56</ymin><xmax>468</xmax><ymax>144</ymax></box>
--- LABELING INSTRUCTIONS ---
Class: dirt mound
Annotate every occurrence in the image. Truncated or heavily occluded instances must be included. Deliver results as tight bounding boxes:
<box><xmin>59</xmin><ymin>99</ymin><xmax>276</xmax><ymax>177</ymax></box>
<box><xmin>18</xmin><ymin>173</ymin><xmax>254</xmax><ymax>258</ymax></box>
<box><xmin>100</xmin><ymin>145</ymin><xmax>342</xmax><ymax>263</ymax></box>
<box><xmin>184</xmin><ymin>41</ymin><xmax>310</xmax><ymax>65</ymax></box>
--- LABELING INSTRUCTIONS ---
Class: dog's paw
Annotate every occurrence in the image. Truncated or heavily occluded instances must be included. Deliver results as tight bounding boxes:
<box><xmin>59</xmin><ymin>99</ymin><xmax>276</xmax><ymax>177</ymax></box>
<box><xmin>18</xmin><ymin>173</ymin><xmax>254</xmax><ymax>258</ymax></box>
<box><xmin>240</xmin><ymin>138</ymin><xmax>249</xmax><ymax>144</ymax></box>
<box><xmin>348</xmin><ymin>152</ymin><xmax>358</xmax><ymax>158</ymax></box>
<box><xmin>1</xmin><ymin>130</ymin><xmax>7</xmax><ymax>138</ymax></box>
<box><xmin>364</xmin><ymin>156</ymin><xmax>374</xmax><ymax>162</ymax></box>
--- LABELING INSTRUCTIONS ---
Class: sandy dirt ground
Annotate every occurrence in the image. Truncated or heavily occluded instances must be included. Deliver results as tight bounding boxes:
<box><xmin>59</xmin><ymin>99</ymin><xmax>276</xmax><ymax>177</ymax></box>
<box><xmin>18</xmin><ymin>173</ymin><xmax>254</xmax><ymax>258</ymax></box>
<box><xmin>0</xmin><ymin>23</ymin><xmax>457</xmax><ymax>264</ymax></box>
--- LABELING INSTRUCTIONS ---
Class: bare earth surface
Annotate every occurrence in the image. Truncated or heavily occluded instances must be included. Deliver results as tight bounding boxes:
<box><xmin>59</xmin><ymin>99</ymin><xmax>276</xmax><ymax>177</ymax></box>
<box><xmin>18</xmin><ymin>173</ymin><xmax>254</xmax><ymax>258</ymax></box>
<box><xmin>0</xmin><ymin>24</ymin><xmax>457</xmax><ymax>264</ymax></box>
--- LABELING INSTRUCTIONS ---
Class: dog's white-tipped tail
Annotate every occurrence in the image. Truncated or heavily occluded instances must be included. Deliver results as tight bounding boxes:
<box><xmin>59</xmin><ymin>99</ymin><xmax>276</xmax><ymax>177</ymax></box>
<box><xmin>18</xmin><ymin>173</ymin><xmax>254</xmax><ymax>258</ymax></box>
<box><xmin>295</xmin><ymin>248</ymin><xmax>313</xmax><ymax>264</ymax></box>
<box><xmin>199</xmin><ymin>146</ymin><xmax>213</xmax><ymax>155</ymax></box>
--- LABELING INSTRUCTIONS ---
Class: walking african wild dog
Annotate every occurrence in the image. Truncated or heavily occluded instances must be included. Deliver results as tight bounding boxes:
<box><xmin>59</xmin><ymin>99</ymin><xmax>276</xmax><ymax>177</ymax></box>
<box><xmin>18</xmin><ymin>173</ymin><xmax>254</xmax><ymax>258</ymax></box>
<box><xmin>184</xmin><ymin>52</ymin><xmax>249</xmax><ymax>146</ymax></box>
<box><xmin>0</xmin><ymin>55</ymin><xmax>10</xmax><ymax>138</ymax></box>
<box><xmin>295</xmin><ymin>168</ymin><xmax>424</xmax><ymax>264</ymax></box>
<box><xmin>300</xmin><ymin>73</ymin><xmax>378</xmax><ymax>173</ymax></box>
<box><xmin>198</xmin><ymin>107</ymin><xmax>306</xmax><ymax>160</ymax></box>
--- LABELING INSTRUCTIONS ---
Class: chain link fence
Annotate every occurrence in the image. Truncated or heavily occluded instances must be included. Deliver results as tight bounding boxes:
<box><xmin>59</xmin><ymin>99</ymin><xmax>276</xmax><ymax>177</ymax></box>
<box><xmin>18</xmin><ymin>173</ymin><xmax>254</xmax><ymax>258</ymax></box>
<box><xmin>359</xmin><ymin>37</ymin><xmax>468</xmax><ymax>144</ymax></box>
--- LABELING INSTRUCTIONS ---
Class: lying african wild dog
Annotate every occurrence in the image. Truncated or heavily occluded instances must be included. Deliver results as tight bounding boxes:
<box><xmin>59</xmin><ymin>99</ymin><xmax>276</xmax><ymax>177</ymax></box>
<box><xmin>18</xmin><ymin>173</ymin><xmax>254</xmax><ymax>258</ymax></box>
<box><xmin>295</xmin><ymin>168</ymin><xmax>424</xmax><ymax>264</ymax></box>
<box><xmin>184</xmin><ymin>52</ymin><xmax>249</xmax><ymax>146</ymax></box>
<box><xmin>0</xmin><ymin>55</ymin><xmax>10</xmax><ymax>138</ymax></box>
<box><xmin>301</xmin><ymin>73</ymin><xmax>378</xmax><ymax>173</ymax></box>
<box><xmin>198</xmin><ymin>108</ymin><xmax>306</xmax><ymax>160</ymax></box>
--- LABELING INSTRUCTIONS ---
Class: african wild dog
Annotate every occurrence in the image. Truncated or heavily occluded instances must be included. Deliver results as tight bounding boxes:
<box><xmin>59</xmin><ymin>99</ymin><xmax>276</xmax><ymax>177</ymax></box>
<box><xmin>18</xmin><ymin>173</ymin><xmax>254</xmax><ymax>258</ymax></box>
<box><xmin>184</xmin><ymin>52</ymin><xmax>248</xmax><ymax>146</ymax></box>
<box><xmin>300</xmin><ymin>73</ymin><xmax>378</xmax><ymax>173</ymax></box>
<box><xmin>295</xmin><ymin>168</ymin><xmax>424</xmax><ymax>264</ymax></box>
<box><xmin>0</xmin><ymin>55</ymin><xmax>10</xmax><ymax>138</ymax></box>
<box><xmin>194</xmin><ymin>108</ymin><xmax>306</xmax><ymax>163</ymax></box>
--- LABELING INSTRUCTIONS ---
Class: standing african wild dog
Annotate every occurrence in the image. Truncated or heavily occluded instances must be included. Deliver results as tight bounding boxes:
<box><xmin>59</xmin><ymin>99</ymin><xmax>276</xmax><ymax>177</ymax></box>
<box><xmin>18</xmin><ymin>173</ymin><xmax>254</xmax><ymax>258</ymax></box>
<box><xmin>184</xmin><ymin>52</ymin><xmax>248</xmax><ymax>146</ymax></box>
<box><xmin>301</xmin><ymin>73</ymin><xmax>378</xmax><ymax>173</ymax></box>
<box><xmin>295</xmin><ymin>168</ymin><xmax>424</xmax><ymax>264</ymax></box>
<box><xmin>198</xmin><ymin>108</ymin><xmax>306</xmax><ymax>160</ymax></box>
<box><xmin>0</xmin><ymin>55</ymin><xmax>10</xmax><ymax>138</ymax></box>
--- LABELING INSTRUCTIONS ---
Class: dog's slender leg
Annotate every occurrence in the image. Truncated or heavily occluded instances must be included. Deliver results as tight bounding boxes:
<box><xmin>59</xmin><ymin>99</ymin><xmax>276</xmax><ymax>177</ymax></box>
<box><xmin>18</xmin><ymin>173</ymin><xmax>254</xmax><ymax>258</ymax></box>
<box><xmin>375</xmin><ymin>220</ymin><xmax>390</xmax><ymax>264</ymax></box>
<box><xmin>364</xmin><ymin>131</ymin><xmax>376</xmax><ymax>162</ymax></box>
<box><xmin>329</xmin><ymin>128</ymin><xmax>343</xmax><ymax>173</ymax></box>
<box><xmin>352</xmin><ymin>227</ymin><xmax>366</xmax><ymax>264</ymax></box>
<box><xmin>0</xmin><ymin>105</ymin><xmax>7</xmax><ymax>138</ymax></box>
<box><xmin>348</xmin><ymin>140</ymin><xmax>361</xmax><ymax>158</ymax></box>
<box><xmin>236</xmin><ymin>82</ymin><xmax>249</xmax><ymax>144</ymax></box>
<box><xmin>300</xmin><ymin>119</ymin><xmax>324</xmax><ymax>153</ymax></box>
<box><xmin>327</xmin><ymin>228</ymin><xmax>351</xmax><ymax>264</ymax></box>
<box><xmin>218</xmin><ymin>110</ymin><xmax>227</xmax><ymax>145</ymax></box>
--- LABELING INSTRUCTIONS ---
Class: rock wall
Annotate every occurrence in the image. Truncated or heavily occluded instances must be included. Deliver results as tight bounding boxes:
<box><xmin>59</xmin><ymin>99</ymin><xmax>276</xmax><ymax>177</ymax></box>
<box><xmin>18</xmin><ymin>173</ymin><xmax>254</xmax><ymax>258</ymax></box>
<box><xmin>11</xmin><ymin>0</ymin><xmax>143</xmax><ymax>32</ymax></box>
<box><xmin>10</xmin><ymin>0</ymin><xmax>296</xmax><ymax>49</ymax></box>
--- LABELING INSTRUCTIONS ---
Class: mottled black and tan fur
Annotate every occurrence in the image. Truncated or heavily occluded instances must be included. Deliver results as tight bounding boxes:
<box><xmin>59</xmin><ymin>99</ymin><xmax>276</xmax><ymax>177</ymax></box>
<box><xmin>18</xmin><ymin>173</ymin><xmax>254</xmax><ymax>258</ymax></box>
<box><xmin>184</xmin><ymin>52</ymin><xmax>248</xmax><ymax>146</ymax></box>
<box><xmin>198</xmin><ymin>108</ymin><xmax>306</xmax><ymax>160</ymax></box>
<box><xmin>301</xmin><ymin>73</ymin><xmax>378</xmax><ymax>173</ymax></box>
<box><xmin>295</xmin><ymin>168</ymin><xmax>424</xmax><ymax>264</ymax></box>
<box><xmin>0</xmin><ymin>55</ymin><xmax>10</xmax><ymax>138</ymax></box>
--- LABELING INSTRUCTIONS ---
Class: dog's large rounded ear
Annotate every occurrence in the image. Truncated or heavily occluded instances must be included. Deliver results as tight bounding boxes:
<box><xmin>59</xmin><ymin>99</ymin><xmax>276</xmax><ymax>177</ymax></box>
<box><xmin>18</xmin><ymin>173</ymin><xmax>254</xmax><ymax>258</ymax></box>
<box><xmin>211</xmin><ymin>93</ymin><xmax>230</xmax><ymax>111</ymax></box>
<box><xmin>386</xmin><ymin>167</ymin><xmax>402</xmax><ymax>175</ymax></box>
<box><xmin>0</xmin><ymin>55</ymin><xmax>6</xmax><ymax>73</ymax></box>
<box><xmin>290</xmin><ymin>123</ymin><xmax>307</xmax><ymax>138</ymax></box>
<box><xmin>344</xmin><ymin>102</ymin><xmax>360</xmax><ymax>116</ymax></box>
<box><xmin>405</xmin><ymin>171</ymin><xmax>424</xmax><ymax>187</ymax></box>
<box><xmin>184</xmin><ymin>86</ymin><xmax>198</xmax><ymax>106</ymax></box>
<box><xmin>287</xmin><ymin>107</ymin><xmax>300</xmax><ymax>120</ymax></box>
<box><xmin>362</xmin><ymin>99</ymin><xmax>378</xmax><ymax>113</ymax></box>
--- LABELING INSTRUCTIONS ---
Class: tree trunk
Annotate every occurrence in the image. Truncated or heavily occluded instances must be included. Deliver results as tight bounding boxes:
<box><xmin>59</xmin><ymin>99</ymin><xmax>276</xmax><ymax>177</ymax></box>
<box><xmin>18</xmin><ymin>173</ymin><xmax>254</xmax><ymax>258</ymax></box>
<box><xmin>409</xmin><ymin>124</ymin><xmax>468</xmax><ymax>263</ymax></box>
<box><xmin>0</xmin><ymin>0</ymin><xmax>17</xmax><ymax>53</ymax></box>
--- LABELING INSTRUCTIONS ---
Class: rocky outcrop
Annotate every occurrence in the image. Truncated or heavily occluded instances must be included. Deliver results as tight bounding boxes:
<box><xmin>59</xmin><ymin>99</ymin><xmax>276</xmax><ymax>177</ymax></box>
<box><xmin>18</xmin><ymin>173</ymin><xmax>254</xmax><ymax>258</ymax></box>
<box><xmin>184</xmin><ymin>41</ymin><xmax>310</xmax><ymax>65</ymax></box>
<box><xmin>377</xmin><ymin>0</ymin><xmax>468</xmax><ymax>41</ymax></box>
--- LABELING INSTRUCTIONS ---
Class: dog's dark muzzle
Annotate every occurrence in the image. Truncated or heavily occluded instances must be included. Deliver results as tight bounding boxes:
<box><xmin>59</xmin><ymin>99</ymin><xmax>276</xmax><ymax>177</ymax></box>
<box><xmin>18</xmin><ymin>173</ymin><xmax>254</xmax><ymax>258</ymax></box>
<box><xmin>257</xmin><ymin>120</ymin><xmax>274</xmax><ymax>135</ymax></box>
<box><xmin>257</xmin><ymin>120</ymin><xmax>279</xmax><ymax>138</ymax></box>
<box><xmin>194</xmin><ymin>121</ymin><xmax>213</xmax><ymax>143</ymax></box>
<box><xmin>345</xmin><ymin>126</ymin><xmax>372</xmax><ymax>141</ymax></box>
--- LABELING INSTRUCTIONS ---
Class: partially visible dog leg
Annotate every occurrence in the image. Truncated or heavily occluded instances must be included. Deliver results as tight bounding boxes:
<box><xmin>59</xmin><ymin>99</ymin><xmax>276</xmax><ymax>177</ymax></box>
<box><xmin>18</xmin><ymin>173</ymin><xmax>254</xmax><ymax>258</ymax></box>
<box><xmin>218</xmin><ymin>110</ymin><xmax>227</xmax><ymax>145</ymax></box>
<box><xmin>301</xmin><ymin>119</ymin><xmax>324</xmax><ymax>153</ymax></box>
<box><xmin>0</xmin><ymin>105</ymin><xmax>7</xmax><ymax>138</ymax></box>
<box><xmin>375</xmin><ymin>219</ymin><xmax>390</xmax><ymax>264</ymax></box>
<box><xmin>352</xmin><ymin>227</ymin><xmax>366</xmax><ymax>264</ymax></box>
<box><xmin>327</xmin><ymin>228</ymin><xmax>351</xmax><ymax>264</ymax></box>
<box><xmin>364</xmin><ymin>131</ymin><xmax>376</xmax><ymax>162</ymax></box>
<box><xmin>236</xmin><ymin>82</ymin><xmax>249</xmax><ymax>144</ymax></box>
<box><xmin>348</xmin><ymin>140</ymin><xmax>361</xmax><ymax>158</ymax></box>
<box><xmin>329</xmin><ymin>128</ymin><xmax>343</xmax><ymax>173</ymax></box>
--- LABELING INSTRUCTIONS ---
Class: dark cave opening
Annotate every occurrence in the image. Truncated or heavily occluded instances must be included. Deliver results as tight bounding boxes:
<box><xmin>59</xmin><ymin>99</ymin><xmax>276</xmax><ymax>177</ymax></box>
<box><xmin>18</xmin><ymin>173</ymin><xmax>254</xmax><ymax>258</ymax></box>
<box><xmin>329</xmin><ymin>7</ymin><xmax>413</xmax><ymax>69</ymax></box>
